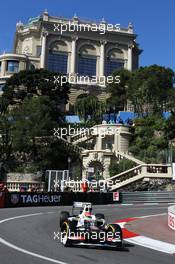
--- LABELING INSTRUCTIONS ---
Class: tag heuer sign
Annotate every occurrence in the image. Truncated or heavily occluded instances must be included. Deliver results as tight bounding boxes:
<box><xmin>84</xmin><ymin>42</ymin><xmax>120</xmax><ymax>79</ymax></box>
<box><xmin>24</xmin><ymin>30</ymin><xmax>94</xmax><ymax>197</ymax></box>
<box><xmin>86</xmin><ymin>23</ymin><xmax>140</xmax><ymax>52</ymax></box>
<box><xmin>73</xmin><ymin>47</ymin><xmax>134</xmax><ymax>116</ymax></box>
<box><xmin>11</xmin><ymin>194</ymin><xmax>20</xmax><ymax>205</ymax></box>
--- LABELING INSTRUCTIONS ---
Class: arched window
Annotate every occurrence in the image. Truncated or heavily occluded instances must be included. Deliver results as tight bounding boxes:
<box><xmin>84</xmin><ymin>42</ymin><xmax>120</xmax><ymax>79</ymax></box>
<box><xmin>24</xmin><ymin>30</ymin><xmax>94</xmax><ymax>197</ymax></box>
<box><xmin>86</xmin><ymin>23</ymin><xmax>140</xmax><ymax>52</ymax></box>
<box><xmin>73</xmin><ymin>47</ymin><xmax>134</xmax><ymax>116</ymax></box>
<box><xmin>78</xmin><ymin>44</ymin><xmax>97</xmax><ymax>77</ymax></box>
<box><xmin>105</xmin><ymin>48</ymin><xmax>124</xmax><ymax>76</ymax></box>
<box><xmin>47</xmin><ymin>41</ymin><xmax>68</xmax><ymax>74</ymax></box>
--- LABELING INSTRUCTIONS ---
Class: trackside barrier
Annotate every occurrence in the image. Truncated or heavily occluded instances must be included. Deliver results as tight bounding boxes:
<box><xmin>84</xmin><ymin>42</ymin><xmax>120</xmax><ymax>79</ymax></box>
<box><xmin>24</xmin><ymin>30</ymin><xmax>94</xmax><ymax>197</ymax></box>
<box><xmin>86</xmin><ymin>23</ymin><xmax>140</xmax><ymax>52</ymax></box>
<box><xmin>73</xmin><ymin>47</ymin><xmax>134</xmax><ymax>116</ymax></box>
<box><xmin>2</xmin><ymin>191</ymin><xmax>175</xmax><ymax>208</ymax></box>
<box><xmin>168</xmin><ymin>205</ymin><xmax>175</xmax><ymax>231</ymax></box>
<box><xmin>121</xmin><ymin>191</ymin><xmax>175</xmax><ymax>204</ymax></box>
<box><xmin>0</xmin><ymin>192</ymin><xmax>5</xmax><ymax>208</ymax></box>
<box><xmin>3</xmin><ymin>192</ymin><xmax>120</xmax><ymax>208</ymax></box>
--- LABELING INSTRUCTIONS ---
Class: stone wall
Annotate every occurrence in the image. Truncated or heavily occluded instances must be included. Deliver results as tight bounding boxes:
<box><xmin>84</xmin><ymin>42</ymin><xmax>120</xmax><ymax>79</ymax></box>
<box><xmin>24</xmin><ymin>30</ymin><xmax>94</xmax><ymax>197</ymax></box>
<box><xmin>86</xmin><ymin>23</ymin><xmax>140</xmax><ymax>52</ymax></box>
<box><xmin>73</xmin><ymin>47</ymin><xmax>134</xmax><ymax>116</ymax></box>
<box><xmin>6</xmin><ymin>172</ymin><xmax>43</xmax><ymax>183</ymax></box>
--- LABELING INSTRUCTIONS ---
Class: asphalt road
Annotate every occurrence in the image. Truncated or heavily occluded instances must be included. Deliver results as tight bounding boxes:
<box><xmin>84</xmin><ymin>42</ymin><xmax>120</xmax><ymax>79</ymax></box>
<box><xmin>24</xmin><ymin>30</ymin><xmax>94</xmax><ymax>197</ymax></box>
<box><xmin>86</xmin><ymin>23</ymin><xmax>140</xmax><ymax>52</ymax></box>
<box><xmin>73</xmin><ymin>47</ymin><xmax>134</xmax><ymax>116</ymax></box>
<box><xmin>0</xmin><ymin>204</ymin><xmax>174</xmax><ymax>264</ymax></box>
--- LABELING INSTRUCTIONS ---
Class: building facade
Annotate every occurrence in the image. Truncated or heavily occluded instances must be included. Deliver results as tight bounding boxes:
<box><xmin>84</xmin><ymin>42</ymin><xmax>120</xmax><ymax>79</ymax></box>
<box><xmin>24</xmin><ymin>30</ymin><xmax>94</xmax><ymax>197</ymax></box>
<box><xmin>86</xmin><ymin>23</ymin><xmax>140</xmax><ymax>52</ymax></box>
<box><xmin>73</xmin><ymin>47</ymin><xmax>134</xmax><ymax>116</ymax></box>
<box><xmin>0</xmin><ymin>10</ymin><xmax>141</xmax><ymax>107</ymax></box>
<box><xmin>77</xmin><ymin>124</ymin><xmax>132</xmax><ymax>179</ymax></box>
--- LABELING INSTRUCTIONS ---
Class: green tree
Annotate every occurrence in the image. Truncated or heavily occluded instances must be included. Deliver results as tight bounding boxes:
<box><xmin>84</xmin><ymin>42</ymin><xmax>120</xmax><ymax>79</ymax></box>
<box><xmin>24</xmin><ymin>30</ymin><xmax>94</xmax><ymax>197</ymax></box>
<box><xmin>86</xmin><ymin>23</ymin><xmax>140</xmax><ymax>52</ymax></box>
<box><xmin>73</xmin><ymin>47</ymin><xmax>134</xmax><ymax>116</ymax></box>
<box><xmin>0</xmin><ymin>115</ymin><xmax>12</xmax><ymax>164</ymax></box>
<box><xmin>0</xmin><ymin>69</ymin><xmax>70</xmax><ymax>114</ymax></box>
<box><xmin>74</xmin><ymin>94</ymin><xmax>106</xmax><ymax>122</ymax></box>
<box><xmin>129</xmin><ymin>115</ymin><xmax>168</xmax><ymax>163</ymax></box>
<box><xmin>109</xmin><ymin>159</ymin><xmax>135</xmax><ymax>177</ymax></box>
<box><xmin>165</xmin><ymin>113</ymin><xmax>175</xmax><ymax>140</ymax></box>
<box><xmin>9</xmin><ymin>96</ymin><xmax>79</xmax><ymax>172</ymax></box>
<box><xmin>11</xmin><ymin>96</ymin><xmax>58</xmax><ymax>156</ymax></box>
<box><xmin>128</xmin><ymin>65</ymin><xmax>174</xmax><ymax>115</ymax></box>
<box><xmin>107</xmin><ymin>68</ymin><xmax>131</xmax><ymax>111</ymax></box>
<box><xmin>0</xmin><ymin>69</ymin><xmax>73</xmax><ymax>172</ymax></box>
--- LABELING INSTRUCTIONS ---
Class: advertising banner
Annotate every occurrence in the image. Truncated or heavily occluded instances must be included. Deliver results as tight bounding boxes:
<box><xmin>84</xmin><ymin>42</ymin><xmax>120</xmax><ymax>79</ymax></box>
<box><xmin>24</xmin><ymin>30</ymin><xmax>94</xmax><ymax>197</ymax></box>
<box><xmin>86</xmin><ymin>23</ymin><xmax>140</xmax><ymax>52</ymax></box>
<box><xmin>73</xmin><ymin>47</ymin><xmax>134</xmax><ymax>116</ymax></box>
<box><xmin>5</xmin><ymin>193</ymin><xmax>63</xmax><ymax>207</ymax></box>
<box><xmin>3</xmin><ymin>192</ymin><xmax>119</xmax><ymax>208</ymax></box>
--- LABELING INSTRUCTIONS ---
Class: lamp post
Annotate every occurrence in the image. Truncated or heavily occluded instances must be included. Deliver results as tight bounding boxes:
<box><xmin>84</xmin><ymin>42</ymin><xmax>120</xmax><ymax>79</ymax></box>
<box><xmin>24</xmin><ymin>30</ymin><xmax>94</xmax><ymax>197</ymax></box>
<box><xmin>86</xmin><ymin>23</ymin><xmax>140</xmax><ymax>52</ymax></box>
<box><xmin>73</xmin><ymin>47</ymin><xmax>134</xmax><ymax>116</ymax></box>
<box><xmin>106</xmin><ymin>107</ymin><xmax>110</xmax><ymax>123</ymax></box>
<box><xmin>113</xmin><ymin>106</ymin><xmax>116</xmax><ymax>123</ymax></box>
<box><xmin>168</xmin><ymin>140</ymin><xmax>173</xmax><ymax>164</ymax></box>
<box><xmin>68</xmin><ymin>157</ymin><xmax>71</xmax><ymax>179</ymax></box>
<box><xmin>0</xmin><ymin>132</ymin><xmax>4</xmax><ymax>162</ymax></box>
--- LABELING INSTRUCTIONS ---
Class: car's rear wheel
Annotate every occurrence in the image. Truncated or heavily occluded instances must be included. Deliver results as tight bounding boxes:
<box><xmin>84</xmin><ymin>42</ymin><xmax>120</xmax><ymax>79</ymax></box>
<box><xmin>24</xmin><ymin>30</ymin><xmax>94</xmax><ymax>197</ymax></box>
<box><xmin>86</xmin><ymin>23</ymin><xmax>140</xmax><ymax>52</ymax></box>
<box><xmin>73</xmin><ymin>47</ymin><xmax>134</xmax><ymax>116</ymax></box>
<box><xmin>60</xmin><ymin>211</ymin><xmax>69</xmax><ymax>228</ymax></box>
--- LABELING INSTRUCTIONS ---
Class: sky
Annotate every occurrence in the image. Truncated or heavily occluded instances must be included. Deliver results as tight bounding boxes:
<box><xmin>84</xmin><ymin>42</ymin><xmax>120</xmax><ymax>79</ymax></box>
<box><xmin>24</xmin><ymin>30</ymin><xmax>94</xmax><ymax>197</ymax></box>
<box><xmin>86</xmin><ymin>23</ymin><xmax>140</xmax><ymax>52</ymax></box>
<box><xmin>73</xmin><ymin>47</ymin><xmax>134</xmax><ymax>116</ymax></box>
<box><xmin>0</xmin><ymin>0</ymin><xmax>174</xmax><ymax>70</ymax></box>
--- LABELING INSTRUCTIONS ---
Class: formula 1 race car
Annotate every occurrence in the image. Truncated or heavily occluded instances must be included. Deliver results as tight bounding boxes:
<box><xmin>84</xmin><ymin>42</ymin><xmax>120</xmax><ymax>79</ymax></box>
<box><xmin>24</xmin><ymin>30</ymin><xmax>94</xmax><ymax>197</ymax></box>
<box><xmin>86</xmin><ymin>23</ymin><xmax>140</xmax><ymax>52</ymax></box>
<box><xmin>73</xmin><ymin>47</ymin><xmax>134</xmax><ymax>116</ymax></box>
<box><xmin>59</xmin><ymin>202</ymin><xmax>123</xmax><ymax>249</ymax></box>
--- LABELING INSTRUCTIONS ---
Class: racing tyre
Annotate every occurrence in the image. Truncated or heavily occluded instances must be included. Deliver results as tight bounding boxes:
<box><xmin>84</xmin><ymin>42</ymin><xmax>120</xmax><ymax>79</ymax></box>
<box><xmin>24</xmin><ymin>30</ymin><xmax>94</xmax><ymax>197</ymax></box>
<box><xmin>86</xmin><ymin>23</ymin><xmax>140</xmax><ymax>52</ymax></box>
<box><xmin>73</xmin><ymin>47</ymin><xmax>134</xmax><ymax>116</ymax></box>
<box><xmin>60</xmin><ymin>211</ymin><xmax>70</xmax><ymax>228</ymax></box>
<box><xmin>106</xmin><ymin>224</ymin><xmax>123</xmax><ymax>248</ymax></box>
<box><xmin>61</xmin><ymin>221</ymin><xmax>75</xmax><ymax>247</ymax></box>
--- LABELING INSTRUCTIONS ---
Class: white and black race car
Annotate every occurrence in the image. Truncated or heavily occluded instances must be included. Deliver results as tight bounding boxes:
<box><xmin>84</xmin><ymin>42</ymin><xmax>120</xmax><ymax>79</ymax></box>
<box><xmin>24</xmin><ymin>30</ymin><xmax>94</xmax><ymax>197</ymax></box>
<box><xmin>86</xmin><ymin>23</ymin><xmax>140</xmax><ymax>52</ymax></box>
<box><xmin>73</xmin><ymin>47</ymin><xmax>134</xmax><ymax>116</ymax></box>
<box><xmin>59</xmin><ymin>202</ymin><xmax>123</xmax><ymax>248</ymax></box>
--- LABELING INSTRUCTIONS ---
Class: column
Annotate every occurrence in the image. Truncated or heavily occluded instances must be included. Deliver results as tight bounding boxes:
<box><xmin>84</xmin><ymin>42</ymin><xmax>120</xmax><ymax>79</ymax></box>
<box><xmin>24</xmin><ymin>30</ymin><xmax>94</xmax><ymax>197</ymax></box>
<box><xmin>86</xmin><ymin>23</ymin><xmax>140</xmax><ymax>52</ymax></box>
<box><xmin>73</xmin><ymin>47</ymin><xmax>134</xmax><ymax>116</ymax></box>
<box><xmin>99</xmin><ymin>40</ymin><xmax>106</xmax><ymax>76</ymax></box>
<box><xmin>96</xmin><ymin>135</ymin><xmax>102</xmax><ymax>150</ymax></box>
<box><xmin>48</xmin><ymin>171</ymin><xmax>51</xmax><ymax>192</ymax></box>
<box><xmin>40</xmin><ymin>31</ymin><xmax>48</xmax><ymax>68</ymax></box>
<box><xmin>1</xmin><ymin>60</ymin><xmax>6</xmax><ymax>76</ymax></box>
<box><xmin>114</xmin><ymin>131</ymin><xmax>119</xmax><ymax>152</ymax></box>
<box><xmin>127</xmin><ymin>44</ymin><xmax>133</xmax><ymax>71</ymax></box>
<box><xmin>70</xmin><ymin>36</ymin><xmax>78</xmax><ymax>74</ymax></box>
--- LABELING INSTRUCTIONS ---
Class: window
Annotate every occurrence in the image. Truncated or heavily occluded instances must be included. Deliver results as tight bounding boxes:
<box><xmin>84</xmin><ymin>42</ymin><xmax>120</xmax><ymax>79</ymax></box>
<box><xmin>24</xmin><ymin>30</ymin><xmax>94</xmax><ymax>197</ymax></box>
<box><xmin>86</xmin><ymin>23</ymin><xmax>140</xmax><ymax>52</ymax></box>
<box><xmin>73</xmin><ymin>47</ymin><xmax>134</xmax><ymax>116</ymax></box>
<box><xmin>78</xmin><ymin>56</ymin><xmax>97</xmax><ymax>77</ymax></box>
<box><xmin>105</xmin><ymin>59</ymin><xmax>124</xmax><ymax>76</ymax></box>
<box><xmin>48</xmin><ymin>52</ymin><xmax>68</xmax><ymax>74</ymax></box>
<box><xmin>0</xmin><ymin>83</ymin><xmax>5</xmax><ymax>92</ymax></box>
<box><xmin>29</xmin><ymin>63</ymin><xmax>35</xmax><ymax>70</ymax></box>
<box><xmin>7</xmin><ymin>61</ymin><xmax>19</xmax><ymax>73</ymax></box>
<box><xmin>36</xmin><ymin>46</ymin><xmax>42</xmax><ymax>57</ymax></box>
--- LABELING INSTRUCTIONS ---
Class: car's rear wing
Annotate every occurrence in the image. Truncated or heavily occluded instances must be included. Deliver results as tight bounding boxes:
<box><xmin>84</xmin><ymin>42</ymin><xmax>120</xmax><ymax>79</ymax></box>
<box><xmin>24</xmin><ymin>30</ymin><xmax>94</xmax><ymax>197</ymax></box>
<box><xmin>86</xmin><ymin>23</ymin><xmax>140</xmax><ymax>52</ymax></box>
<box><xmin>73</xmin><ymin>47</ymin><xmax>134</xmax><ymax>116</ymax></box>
<box><xmin>73</xmin><ymin>202</ymin><xmax>92</xmax><ymax>208</ymax></box>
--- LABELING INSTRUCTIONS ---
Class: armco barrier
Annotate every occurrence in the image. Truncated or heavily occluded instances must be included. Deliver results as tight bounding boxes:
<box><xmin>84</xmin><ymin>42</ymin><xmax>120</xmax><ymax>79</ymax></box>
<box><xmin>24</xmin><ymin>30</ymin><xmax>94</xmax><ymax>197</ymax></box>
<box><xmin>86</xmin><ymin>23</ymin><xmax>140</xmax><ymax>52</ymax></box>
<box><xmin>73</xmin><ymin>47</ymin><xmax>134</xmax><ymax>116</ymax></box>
<box><xmin>0</xmin><ymin>192</ymin><xmax>5</xmax><ymax>208</ymax></box>
<box><xmin>3</xmin><ymin>192</ymin><xmax>120</xmax><ymax>208</ymax></box>
<box><xmin>168</xmin><ymin>205</ymin><xmax>175</xmax><ymax>231</ymax></box>
<box><xmin>121</xmin><ymin>191</ymin><xmax>175</xmax><ymax>204</ymax></box>
<box><xmin>2</xmin><ymin>191</ymin><xmax>175</xmax><ymax>208</ymax></box>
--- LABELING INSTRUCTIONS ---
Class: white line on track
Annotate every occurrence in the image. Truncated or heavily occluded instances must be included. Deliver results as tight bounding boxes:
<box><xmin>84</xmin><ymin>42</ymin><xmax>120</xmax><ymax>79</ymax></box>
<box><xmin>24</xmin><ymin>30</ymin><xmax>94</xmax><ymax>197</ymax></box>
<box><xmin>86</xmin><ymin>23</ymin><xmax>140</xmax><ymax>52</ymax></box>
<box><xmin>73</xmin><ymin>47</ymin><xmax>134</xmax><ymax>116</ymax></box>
<box><xmin>0</xmin><ymin>212</ymin><xmax>69</xmax><ymax>264</ymax></box>
<box><xmin>120</xmin><ymin>213</ymin><xmax>175</xmax><ymax>254</ymax></box>
<box><xmin>139</xmin><ymin>213</ymin><xmax>166</xmax><ymax>218</ymax></box>
<box><xmin>0</xmin><ymin>213</ymin><xmax>43</xmax><ymax>224</ymax></box>
<box><xmin>125</xmin><ymin>236</ymin><xmax>175</xmax><ymax>254</ymax></box>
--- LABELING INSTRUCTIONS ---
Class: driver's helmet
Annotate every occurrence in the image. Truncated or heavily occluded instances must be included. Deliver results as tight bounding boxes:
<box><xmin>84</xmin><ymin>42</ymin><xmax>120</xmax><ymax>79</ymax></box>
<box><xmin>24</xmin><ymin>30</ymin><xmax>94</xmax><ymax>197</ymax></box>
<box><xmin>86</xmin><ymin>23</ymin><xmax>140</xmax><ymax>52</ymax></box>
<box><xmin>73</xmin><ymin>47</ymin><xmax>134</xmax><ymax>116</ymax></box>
<box><xmin>84</xmin><ymin>212</ymin><xmax>92</xmax><ymax>217</ymax></box>
<box><xmin>84</xmin><ymin>207</ymin><xmax>92</xmax><ymax>217</ymax></box>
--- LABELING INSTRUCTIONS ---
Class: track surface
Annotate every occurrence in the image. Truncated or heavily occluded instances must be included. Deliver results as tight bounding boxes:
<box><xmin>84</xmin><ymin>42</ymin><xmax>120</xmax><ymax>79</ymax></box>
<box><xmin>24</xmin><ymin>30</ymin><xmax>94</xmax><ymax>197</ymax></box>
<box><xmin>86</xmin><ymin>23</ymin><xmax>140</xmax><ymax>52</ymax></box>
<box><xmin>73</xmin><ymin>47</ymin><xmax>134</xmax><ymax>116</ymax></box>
<box><xmin>0</xmin><ymin>204</ymin><xmax>174</xmax><ymax>264</ymax></box>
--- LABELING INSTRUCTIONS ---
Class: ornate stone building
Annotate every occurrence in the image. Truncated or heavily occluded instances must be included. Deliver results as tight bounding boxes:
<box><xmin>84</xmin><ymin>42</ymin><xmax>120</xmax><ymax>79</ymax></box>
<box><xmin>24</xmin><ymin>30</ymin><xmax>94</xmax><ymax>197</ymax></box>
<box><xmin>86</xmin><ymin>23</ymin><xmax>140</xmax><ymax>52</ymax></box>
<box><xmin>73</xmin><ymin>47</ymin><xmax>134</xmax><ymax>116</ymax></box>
<box><xmin>0</xmin><ymin>10</ymin><xmax>141</xmax><ymax>108</ymax></box>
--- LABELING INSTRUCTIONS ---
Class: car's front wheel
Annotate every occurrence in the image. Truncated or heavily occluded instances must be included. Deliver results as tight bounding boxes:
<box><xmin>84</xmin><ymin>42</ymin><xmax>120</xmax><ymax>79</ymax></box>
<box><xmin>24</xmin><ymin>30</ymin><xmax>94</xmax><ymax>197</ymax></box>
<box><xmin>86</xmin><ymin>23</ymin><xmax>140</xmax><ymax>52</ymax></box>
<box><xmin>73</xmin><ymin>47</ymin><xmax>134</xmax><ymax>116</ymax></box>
<box><xmin>106</xmin><ymin>223</ymin><xmax>123</xmax><ymax>248</ymax></box>
<box><xmin>61</xmin><ymin>221</ymin><xmax>75</xmax><ymax>247</ymax></box>
<box><xmin>60</xmin><ymin>211</ymin><xmax>69</xmax><ymax>228</ymax></box>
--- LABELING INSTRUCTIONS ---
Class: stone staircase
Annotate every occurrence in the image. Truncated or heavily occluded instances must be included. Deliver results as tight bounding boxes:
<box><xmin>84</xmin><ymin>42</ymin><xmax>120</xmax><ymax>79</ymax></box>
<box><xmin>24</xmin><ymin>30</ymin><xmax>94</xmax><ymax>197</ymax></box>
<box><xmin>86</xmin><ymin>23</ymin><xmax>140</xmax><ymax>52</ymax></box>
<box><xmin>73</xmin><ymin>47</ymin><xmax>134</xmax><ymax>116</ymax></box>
<box><xmin>71</xmin><ymin>132</ymin><xmax>94</xmax><ymax>145</ymax></box>
<box><xmin>58</xmin><ymin>124</ymin><xmax>172</xmax><ymax>189</ymax></box>
<box><xmin>56</xmin><ymin>134</ymin><xmax>84</xmax><ymax>153</ymax></box>
<box><xmin>116</xmin><ymin>152</ymin><xmax>146</xmax><ymax>165</ymax></box>
<box><xmin>105</xmin><ymin>164</ymin><xmax>172</xmax><ymax>191</ymax></box>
